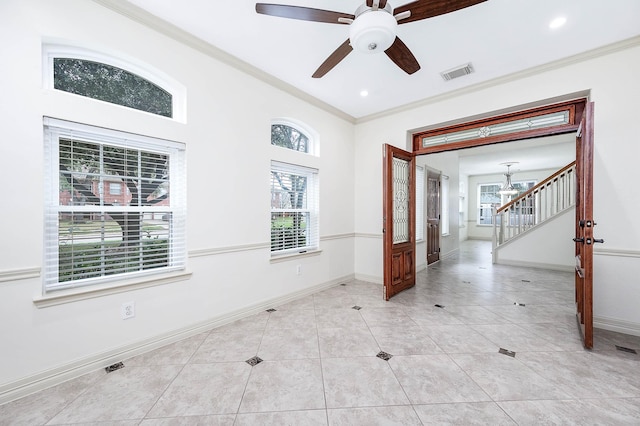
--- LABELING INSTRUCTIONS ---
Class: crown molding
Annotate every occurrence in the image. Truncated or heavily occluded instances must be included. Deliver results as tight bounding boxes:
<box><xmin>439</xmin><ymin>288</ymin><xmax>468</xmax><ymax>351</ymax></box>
<box><xmin>356</xmin><ymin>35</ymin><xmax>640</xmax><ymax>124</ymax></box>
<box><xmin>89</xmin><ymin>2</ymin><xmax>640</xmax><ymax>126</ymax></box>
<box><xmin>92</xmin><ymin>0</ymin><xmax>356</xmax><ymax>124</ymax></box>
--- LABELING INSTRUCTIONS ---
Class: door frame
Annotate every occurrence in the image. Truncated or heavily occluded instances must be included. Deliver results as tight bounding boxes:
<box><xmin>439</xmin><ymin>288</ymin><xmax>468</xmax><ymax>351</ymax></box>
<box><xmin>574</xmin><ymin>101</ymin><xmax>596</xmax><ymax>348</ymax></box>
<box><xmin>397</xmin><ymin>97</ymin><xmax>593</xmax><ymax>346</ymax></box>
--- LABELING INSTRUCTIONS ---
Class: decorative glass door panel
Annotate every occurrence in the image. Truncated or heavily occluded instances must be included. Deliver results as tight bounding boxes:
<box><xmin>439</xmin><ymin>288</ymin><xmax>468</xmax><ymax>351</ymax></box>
<box><xmin>383</xmin><ymin>144</ymin><xmax>415</xmax><ymax>300</ymax></box>
<box><xmin>392</xmin><ymin>157</ymin><xmax>410</xmax><ymax>244</ymax></box>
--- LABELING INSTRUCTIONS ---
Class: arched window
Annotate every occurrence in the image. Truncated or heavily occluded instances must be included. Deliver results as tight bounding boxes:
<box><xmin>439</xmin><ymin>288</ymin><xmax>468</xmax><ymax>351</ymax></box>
<box><xmin>44</xmin><ymin>44</ymin><xmax>185</xmax><ymax>121</ymax></box>
<box><xmin>270</xmin><ymin>119</ymin><xmax>318</xmax><ymax>155</ymax></box>
<box><xmin>269</xmin><ymin>119</ymin><xmax>319</xmax><ymax>255</ymax></box>
<box><xmin>53</xmin><ymin>58</ymin><xmax>172</xmax><ymax>117</ymax></box>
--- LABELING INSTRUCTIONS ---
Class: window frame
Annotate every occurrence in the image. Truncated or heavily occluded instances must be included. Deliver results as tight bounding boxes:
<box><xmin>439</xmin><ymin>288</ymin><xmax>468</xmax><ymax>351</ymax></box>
<box><xmin>477</xmin><ymin>180</ymin><xmax>537</xmax><ymax>226</ymax></box>
<box><xmin>441</xmin><ymin>175</ymin><xmax>450</xmax><ymax>236</ymax></box>
<box><xmin>42</xmin><ymin>43</ymin><xmax>186</xmax><ymax>122</ymax></box>
<box><xmin>270</xmin><ymin>161</ymin><xmax>319</xmax><ymax>256</ymax></box>
<box><xmin>43</xmin><ymin>117</ymin><xmax>187</xmax><ymax>294</ymax></box>
<box><xmin>270</xmin><ymin>118</ymin><xmax>319</xmax><ymax>156</ymax></box>
<box><xmin>415</xmin><ymin>166</ymin><xmax>425</xmax><ymax>242</ymax></box>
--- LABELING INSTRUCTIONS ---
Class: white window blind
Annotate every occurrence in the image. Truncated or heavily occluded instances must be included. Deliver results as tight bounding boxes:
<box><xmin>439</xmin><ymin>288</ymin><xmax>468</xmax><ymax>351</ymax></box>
<box><xmin>43</xmin><ymin>118</ymin><xmax>186</xmax><ymax>292</ymax></box>
<box><xmin>270</xmin><ymin>161</ymin><xmax>319</xmax><ymax>255</ymax></box>
<box><xmin>415</xmin><ymin>166</ymin><xmax>425</xmax><ymax>241</ymax></box>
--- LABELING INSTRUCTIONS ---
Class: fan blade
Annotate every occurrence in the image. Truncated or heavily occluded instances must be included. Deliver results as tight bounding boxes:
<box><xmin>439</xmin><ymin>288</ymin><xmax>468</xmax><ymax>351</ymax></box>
<box><xmin>385</xmin><ymin>37</ymin><xmax>420</xmax><ymax>75</ymax></box>
<box><xmin>312</xmin><ymin>39</ymin><xmax>353</xmax><ymax>78</ymax></box>
<box><xmin>394</xmin><ymin>0</ymin><xmax>487</xmax><ymax>24</ymax></box>
<box><xmin>256</xmin><ymin>4</ymin><xmax>354</xmax><ymax>24</ymax></box>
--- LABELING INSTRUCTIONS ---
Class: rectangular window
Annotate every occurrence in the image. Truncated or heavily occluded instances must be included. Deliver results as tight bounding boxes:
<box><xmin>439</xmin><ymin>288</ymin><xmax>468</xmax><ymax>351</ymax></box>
<box><xmin>109</xmin><ymin>182</ymin><xmax>122</xmax><ymax>195</ymax></box>
<box><xmin>415</xmin><ymin>166</ymin><xmax>425</xmax><ymax>241</ymax></box>
<box><xmin>44</xmin><ymin>118</ymin><xmax>186</xmax><ymax>292</ymax></box>
<box><xmin>441</xmin><ymin>175</ymin><xmax>450</xmax><ymax>235</ymax></box>
<box><xmin>270</xmin><ymin>162</ymin><xmax>318</xmax><ymax>255</ymax></box>
<box><xmin>478</xmin><ymin>183</ymin><xmax>502</xmax><ymax>225</ymax></box>
<box><xmin>477</xmin><ymin>181</ymin><xmax>536</xmax><ymax>225</ymax></box>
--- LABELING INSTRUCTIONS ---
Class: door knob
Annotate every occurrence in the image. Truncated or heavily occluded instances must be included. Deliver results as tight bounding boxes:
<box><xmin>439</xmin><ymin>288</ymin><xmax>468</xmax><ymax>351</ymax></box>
<box><xmin>573</xmin><ymin>237</ymin><xmax>584</xmax><ymax>243</ymax></box>
<box><xmin>593</xmin><ymin>238</ymin><xmax>604</xmax><ymax>244</ymax></box>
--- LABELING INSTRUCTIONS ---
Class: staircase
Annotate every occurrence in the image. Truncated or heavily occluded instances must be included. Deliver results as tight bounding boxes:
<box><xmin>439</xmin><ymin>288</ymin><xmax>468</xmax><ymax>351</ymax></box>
<box><xmin>492</xmin><ymin>161</ymin><xmax>576</xmax><ymax>263</ymax></box>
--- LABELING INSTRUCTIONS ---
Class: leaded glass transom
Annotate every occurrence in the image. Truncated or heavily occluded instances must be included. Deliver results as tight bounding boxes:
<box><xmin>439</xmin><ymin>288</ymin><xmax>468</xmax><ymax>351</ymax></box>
<box><xmin>422</xmin><ymin>110</ymin><xmax>570</xmax><ymax>148</ymax></box>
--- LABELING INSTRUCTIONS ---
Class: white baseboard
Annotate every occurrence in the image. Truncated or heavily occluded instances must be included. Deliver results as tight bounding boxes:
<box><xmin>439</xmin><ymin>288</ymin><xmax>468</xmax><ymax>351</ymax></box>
<box><xmin>0</xmin><ymin>274</ymin><xmax>353</xmax><ymax>405</ymax></box>
<box><xmin>496</xmin><ymin>258</ymin><xmax>574</xmax><ymax>273</ymax></box>
<box><xmin>440</xmin><ymin>248</ymin><xmax>459</xmax><ymax>260</ymax></box>
<box><xmin>354</xmin><ymin>273</ymin><xmax>382</xmax><ymax>284</ymax></box>
<box><xmin>594</xmin><ymin>315</ymin><xmax>640</xmax><ymax>337</ymax></box>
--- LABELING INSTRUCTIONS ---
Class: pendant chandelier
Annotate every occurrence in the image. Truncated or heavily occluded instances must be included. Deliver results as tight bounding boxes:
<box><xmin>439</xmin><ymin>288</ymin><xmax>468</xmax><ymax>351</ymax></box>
<box><xmin>498</xmin><ymin>162</ymin><xmax>519</xmax><ymax>196</ymax></box>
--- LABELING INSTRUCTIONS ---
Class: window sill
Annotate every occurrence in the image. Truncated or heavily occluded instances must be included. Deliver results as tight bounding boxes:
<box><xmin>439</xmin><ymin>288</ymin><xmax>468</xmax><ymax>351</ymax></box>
<box><xmin>270</xmin><ymin>249</ymin><xmax>322</xmax><ymax>263</ymax></box>
<box><xmin>33</xmin><ymin>270</ymin><xmax>192</xmax><ymax>308</ymax></box>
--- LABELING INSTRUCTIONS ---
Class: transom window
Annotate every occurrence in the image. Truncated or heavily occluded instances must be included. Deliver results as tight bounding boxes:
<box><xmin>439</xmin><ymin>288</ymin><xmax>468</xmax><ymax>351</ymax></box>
<box><xmin>44</xmin><ymin>118</ymin><xmax>186</xmax><ymax>292</ymax></box>
<box><xmin>43</xmin><ymin>44</ymin><xmax>186</xmax><ymax>121</ymax></box>
<box><xmin>271</xmin><ymin>124</ymin><xmax>309</xmax><ymax>153</ymax></box>
<box><xmin>53</xmin><ymin>58</ymin><xmax>172</xmax><ymax>117</ymax></box>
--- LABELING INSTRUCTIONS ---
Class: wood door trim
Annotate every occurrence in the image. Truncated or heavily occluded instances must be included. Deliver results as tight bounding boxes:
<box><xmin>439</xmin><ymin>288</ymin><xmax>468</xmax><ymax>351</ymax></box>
<box><xmin>408</xmin><ymin>97</ymin><xmax>592</xmax><ymax>346</ymax></box>
<box><xmin>413</xmin><ymin>99</ymin><xmax>585</xmax><ymax>155</ymax></box>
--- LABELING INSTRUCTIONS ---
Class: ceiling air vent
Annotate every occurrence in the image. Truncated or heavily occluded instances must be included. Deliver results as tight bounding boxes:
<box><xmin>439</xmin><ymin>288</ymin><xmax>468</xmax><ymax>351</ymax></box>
<box><xmin>440</xmin><ymin>63</ymin><xmax>474</xmax><ymax>81</ymax></box>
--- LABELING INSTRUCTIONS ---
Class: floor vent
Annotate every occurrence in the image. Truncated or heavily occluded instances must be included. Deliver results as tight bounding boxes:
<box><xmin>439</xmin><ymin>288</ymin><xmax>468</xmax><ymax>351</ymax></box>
<box><xmin>376</xmin><ymin>351</ymin><xmax>393</xmax><ymax>361</ymax></box>
<box><xmin>246</xmin><ymin>356</ymin><xmax>264</xmax><ymax>366</ymax></box>
<box><xmin>615</xmin><ymin>345</ymin><xmax>638</xmax><ymax>354</ymax></box>
<box><xmin>105</xmin><ymin>362</ymin><xmax>124</xmax><ymax>373</ymax></box>
<box><xmin>440</xmin><ymin>63</ymin><xmax>474</xmax><ymax>81</ymax></box>
<box><xmin>499</xmin><ymin>348</ymin><xmax>516</xmax><ymax>358</ymax></box>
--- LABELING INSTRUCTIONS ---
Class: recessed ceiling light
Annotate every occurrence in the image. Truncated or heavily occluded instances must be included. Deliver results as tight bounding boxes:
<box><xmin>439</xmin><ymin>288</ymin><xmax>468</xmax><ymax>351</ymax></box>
<box><xmin>549</xmin><ymin>16</ymin><xmax>567</xmax><ymax>29</ymax></box>
<box><xmin>360</xmin><ymin>90</ymin><xmax>369</xmax><ymax>97</ymax></box>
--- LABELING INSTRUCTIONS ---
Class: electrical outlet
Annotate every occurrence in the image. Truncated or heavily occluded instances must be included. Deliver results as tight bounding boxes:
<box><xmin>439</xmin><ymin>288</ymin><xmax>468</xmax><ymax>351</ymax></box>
<box><xmin>296</xmin><ymin>265</ymin><xmax>302</xmax><ymax>275</ymax></box>
<box><xmin>121</xmin><ymin>301</ymin><xmax>135</xmax><ymax>320</ymax></box>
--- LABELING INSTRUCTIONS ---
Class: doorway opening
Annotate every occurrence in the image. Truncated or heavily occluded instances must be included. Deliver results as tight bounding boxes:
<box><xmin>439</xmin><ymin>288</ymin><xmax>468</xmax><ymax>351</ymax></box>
<box><xmin>383</xmin><ymin>97</ymin><xmax>595</xmax><ymax>348</ymax></box>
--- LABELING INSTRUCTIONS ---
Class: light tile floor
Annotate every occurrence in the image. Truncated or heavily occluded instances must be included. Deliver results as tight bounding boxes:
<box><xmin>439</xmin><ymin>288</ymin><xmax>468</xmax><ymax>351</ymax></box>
<box><xmin>2</xmin><ymin>240</ymin><xmax>640</xmax><ymax>425</ymax></box>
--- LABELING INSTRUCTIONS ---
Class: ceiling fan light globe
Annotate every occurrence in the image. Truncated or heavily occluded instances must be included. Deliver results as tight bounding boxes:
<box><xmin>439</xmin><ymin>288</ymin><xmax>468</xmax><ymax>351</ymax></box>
<box><xmin>349</xmin><ymin>10</ymin><xmax>397</xmax><ymax>54</ymax></box>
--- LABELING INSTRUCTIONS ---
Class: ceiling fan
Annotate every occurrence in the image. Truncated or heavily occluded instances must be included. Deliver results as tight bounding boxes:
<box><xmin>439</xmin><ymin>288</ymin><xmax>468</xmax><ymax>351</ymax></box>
<box><xmin>255</xmin><ymin>0</ymin><xmax>487</xmax><ymax>78</ymax></box>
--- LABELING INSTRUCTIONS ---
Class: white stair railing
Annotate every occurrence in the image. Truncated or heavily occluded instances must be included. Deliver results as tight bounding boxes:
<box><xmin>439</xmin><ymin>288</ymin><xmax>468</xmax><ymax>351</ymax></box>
<box><xmin>492</xmin><ymin>161</ymin><xmax>576</xmax><ymax>262</ymax></box>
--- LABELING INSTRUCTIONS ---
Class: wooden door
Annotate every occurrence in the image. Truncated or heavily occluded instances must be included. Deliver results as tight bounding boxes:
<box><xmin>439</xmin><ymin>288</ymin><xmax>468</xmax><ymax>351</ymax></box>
<box><xmin>574</xmin><ymin>101</ymin><xmax>598</xmax><ymax>349</ymax></box>
<box><xmin>426</xmin><ymin>170</ymin><xmax>440</xmax><ymax>264</ymax></box>
<box><xmin>383</xmin><ymin>144</ymin><xmax>416</xmax><ymax>300</ymax></box>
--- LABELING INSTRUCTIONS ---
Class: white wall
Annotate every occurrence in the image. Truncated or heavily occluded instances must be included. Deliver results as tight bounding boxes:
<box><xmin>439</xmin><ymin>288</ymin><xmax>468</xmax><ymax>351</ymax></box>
<box><xmin>459</xmin><ymin>174</ymin><xmax>470</xmax><ymax>242</ymax></box>
<box><xmin>0</xmin><ymin>0</ymin><xmax>355</xmax><ymax>399</ymax></box>
<box><xmin>354</xmin><ymin>39</ymin><xmax>640</xmax><ymax>335</ymax></box>
<box><xmin>495</xmin><ymin>207</ymin><xmax>575</xmax><ymax>271</ymax></box>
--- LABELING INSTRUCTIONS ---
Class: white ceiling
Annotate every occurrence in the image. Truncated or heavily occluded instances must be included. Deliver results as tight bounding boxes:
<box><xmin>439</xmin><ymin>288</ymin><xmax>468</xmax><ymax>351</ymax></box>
<box><xmin>123</xmin><ymin>0</ymin><xmax>640</xmax><ymax>120</ymax></box>
<box><xmin>113</xmin><ymin>0</ymin><xmax>636</xmax><ymax>175</ymax></box>
<box><xmin>456</xmin><ymin>133</ymin><xmax>575</xmax><ymax>176</ymax></box>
